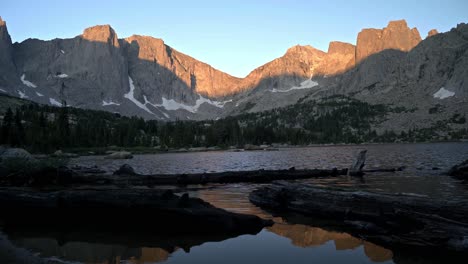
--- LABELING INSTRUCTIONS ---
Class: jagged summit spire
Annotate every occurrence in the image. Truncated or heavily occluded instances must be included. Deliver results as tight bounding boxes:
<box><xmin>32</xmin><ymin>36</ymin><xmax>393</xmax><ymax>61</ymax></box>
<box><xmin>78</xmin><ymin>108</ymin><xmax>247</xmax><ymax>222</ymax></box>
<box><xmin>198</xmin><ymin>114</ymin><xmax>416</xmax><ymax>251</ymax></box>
<box><xmin>356</xmin><ymin>19</ymin><xmax>422</xmax><ymax>63</ymax></box>
<box><xmin>82</xmin><ymin>24</ymin><xmax>119</xmax><ymax>47</ymax></box>
<box><xmin>427</xmin><ymin>29</ymin><xmax>439</xmax><ymax>38</ymax></box>
<box><xmin>387</xmin><ymin>19</ymin><xmax>408</xmax><ymax>29</ymax></box>
<box><xmin>286</xmin><ymin>44</ymin><xmax>319</xmax><ymax>54</ymax></box>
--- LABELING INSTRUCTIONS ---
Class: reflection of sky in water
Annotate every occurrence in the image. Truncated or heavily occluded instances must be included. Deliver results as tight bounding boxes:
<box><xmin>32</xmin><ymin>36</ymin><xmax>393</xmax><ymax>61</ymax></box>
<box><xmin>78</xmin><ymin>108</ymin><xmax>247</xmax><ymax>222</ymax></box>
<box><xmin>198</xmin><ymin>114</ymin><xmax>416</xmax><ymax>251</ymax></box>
<box><xmin>10</xmin><ymin>142</ymin><xmax>466</xmax><ymax>263</ymax></box>
<box><xmin>10</xmin><ymin>229</ymin><xmax>392</xmax><ymax>264</ymax></box>
<box><xmin>162</xmin><ymin>230</ymin><xmax>393</xmax><ymax>264</ymax></box>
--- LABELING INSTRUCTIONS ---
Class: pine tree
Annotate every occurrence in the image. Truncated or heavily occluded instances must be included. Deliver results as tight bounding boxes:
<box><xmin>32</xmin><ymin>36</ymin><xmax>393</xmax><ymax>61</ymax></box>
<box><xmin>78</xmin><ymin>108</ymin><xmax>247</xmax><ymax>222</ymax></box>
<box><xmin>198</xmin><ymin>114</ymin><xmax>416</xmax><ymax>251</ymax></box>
<box><xmin>57</xmin><ymin>103</ymin><xmax>70</xmax><ymax>146</ymax></box>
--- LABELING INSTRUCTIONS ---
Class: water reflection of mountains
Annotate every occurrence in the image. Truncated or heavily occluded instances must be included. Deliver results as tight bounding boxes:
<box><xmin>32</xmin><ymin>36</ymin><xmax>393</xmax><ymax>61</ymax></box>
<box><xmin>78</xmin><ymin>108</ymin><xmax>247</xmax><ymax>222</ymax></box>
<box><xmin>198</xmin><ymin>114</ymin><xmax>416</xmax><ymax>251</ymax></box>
<box><xmin>12</xmin><ymin>237</ymin><xmax>171</xmax><ymax>264</ymax></box>
<box><xmin>6</xmin><ymin>227</ymin><xmax>248</xmax><ymax>264</ymax></box>
<box><xmin>268</xmin><ymin>223</ymin><xmax>393</xmax><ymax>262</ymax></box>
<box><xmin>196</xmin><ymin>186</ymin><xmax>393</xmax><ymax>263</ymax></box>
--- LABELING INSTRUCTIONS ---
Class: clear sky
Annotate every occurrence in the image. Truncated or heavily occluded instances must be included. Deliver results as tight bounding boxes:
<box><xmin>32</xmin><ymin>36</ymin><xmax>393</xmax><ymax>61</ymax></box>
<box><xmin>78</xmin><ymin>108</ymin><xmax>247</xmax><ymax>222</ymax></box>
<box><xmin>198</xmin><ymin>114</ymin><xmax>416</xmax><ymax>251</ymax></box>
<box><xmin>2</xmin><ymin>0</ymin><xmax>468</xmax><ymax>77</ymax></box>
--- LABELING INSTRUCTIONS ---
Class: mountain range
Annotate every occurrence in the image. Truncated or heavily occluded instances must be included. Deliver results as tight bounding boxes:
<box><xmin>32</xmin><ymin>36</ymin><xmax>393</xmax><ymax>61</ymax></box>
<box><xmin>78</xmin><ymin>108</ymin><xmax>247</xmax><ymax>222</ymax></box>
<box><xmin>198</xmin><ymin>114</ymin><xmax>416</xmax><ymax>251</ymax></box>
<box><xmin>0</xmin><ymin>18</ymin><xmax>467</xmax><ymax>133</ymax></box>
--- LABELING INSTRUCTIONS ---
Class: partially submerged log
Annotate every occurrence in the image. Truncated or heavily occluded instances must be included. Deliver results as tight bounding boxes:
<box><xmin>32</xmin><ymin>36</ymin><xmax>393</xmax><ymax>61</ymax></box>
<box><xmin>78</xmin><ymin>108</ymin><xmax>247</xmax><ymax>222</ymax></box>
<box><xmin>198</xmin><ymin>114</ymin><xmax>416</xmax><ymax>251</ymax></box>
<box><xmin>0</xmin><ymin>166</ymin><xmax>349</xmax><ymax>187</ymax></box>
<box><xmin>0</xmin><ymin>188</ymin><xmax>272</xmax><ymax>236</ymax></box>
<box><xmin>348</xmin><ymin>149</ymin><xmax>367</xmax><ymax>176</ymax></box>
<box><xmin>249</xmin><ymin>182</ymin><xmax>468</xmax><ymax>252</ymax></box>
<box><xmin>110</xmin><ymin>167</ymin><xmax>348</xmax><ymax>186</ymax></box>
<box><xmin>1</xmin><ymin>162</ymin><xmax>405</xmax><ymax>188</ymax></box>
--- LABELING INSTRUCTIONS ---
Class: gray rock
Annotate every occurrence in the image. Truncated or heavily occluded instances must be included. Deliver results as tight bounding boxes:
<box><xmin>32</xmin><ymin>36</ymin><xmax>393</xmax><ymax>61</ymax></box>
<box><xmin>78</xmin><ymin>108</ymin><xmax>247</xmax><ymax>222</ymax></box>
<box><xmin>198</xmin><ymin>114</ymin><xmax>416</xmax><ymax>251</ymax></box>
<box><xmin>113</xmin><ymin>164</ymin><xmax>136</xmax><ymax>175</ymax></box>
<box><xmin>0</xmin><ymin>148</ymin><xmax>34</xmax><ymax>161</ymax></box>
<box><xmin>448</xmin><ymin>159</ymin><xmax>468</xmax><ymax>180</ymax></box>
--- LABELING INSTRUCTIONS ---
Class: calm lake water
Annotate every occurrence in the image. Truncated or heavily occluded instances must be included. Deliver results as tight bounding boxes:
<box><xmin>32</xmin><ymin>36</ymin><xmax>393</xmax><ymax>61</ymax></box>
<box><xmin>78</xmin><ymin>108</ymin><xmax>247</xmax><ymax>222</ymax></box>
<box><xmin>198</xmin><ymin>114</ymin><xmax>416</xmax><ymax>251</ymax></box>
<box><xmin>4</xmin><ymin>142</ymin><xmax>468</xmax><ymax>263</ymax></box>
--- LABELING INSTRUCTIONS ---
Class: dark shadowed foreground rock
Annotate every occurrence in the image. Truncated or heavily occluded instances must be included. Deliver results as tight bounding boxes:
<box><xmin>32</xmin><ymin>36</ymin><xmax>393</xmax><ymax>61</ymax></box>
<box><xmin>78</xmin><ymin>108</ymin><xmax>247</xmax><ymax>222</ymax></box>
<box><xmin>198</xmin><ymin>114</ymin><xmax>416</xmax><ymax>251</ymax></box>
<box><xmin>448</xmin><ymin>159</ymin><xmax>468</xmax><ymax>180</ymax></box>
<box><xmin>0</xmin><ymin>188</ymin><xmax>272</xmax><ymax>236</ymax></box>
<box><xmin>249</xmin><ymin>182</ymin><xmax>468</xmax><ymax>252</ymax></box>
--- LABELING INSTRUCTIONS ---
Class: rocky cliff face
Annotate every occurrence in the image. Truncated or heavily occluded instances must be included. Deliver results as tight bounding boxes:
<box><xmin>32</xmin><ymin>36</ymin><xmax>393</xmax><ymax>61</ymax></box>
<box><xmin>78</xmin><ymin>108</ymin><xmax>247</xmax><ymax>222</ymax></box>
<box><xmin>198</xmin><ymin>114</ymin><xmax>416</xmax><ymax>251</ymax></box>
<box><xmin>0</xmin><ymin>18</ymin><xmax>466</xmax><ymax>129</ymax></box>
<box><xmin>356</xmin><ymin>20</ymin><xmax>422</xmax><ymax>64</ymax></box>
<box><xmin>238</xmin><ymin>45</ymin><xmax>326</xmax><ymax>92</ymax></box>
<box><xmin>224</xmin><ymin>20</ymin><xmax>467</xmax><ymax>135</ymax></box>
<box><xmin>124</xmin><ymin>35</ymin><xmax>241</xmax><ymax>100</ymax></box>
<box><xmin>13</xmin><ymin>25</ymin><xmax>129</xmax><ymax>111</ymax></box>
<box><xmin>0</xmin><ymin>17</ymin><xmax>19</xmax><ymax>92</ymax></box>
<box><xmin>317</xmin><ymin>22</ymin><xmax>468</xmax><ymax>134</ymax></box>
<box><xmin>7</xmin><ymin>24</ymin><xmax>242</xmax><ymax>120</ymax></box>
<box><xmin>316</xmin><ymin>41</ymin><xmax>356</xmax><ymax>76</ymax></box>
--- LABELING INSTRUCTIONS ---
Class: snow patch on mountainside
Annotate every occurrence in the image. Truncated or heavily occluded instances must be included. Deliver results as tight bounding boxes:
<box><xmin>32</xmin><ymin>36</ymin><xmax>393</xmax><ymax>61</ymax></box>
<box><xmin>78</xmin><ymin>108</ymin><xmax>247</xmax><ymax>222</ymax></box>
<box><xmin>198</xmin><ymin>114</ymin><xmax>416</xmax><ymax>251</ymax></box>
<box><xmin>56</xmin><ymin>73</ymin><xmax>69</xmax><ymax>78</ymax></box>
<box><xmin>102</xmin><ymin>100</ymin><xmax>120</xmax><ymax>106</ymax></box>
<box><xmin>160</xmin><ymin>110</ymin><xmax>170</xmax><ymax>119</ymax></box>
<box><xmin>20</xmin><ymin>74</ymin><xmax>37</xmax><ymax>88</ymax></box>
<box><xmin>49</xmin><ymin>98</ymin><xmax>62</xmax><ymax>107</ymax></box>
<box><xmin>124</xmin><ymin>76</ymin><xmax>155</xmax><ymax>115</ymax></box>
<box><xmin>36</xmin><ymin>92</ymin><xmax>44</xmax><ymax>97</ymax></box>
<box><xmin>60</xmin><ymin>50</ymin><xmax>65</xmax><ymax>54</ymax></box>
<box><xmin>154</xmin><ymin>96</ymin><xmax>232</xmax><ymax>113</ymax></box>
<box><xmin>18</xmin><ymin>91</ymin><xmax>28</xmax><ymax>99</ymax></box>
<box><xmin>433</xmin><ymin>87</ymin><xmax>455</xmax><ymax>99</ymax></box>
<box><xmin>270</xmin><ymin>79</ymin><xmax>318</xmax><ymax>93</ymax></box>
<box><xmin>125</xmin><ymin>76</ymin><xmax>231</xmax><ymax>116</ymax></box>
<box><xmin>0</xmin><ymin>88</ymin><xmax>6</xmax><ymax>93</ymax></box>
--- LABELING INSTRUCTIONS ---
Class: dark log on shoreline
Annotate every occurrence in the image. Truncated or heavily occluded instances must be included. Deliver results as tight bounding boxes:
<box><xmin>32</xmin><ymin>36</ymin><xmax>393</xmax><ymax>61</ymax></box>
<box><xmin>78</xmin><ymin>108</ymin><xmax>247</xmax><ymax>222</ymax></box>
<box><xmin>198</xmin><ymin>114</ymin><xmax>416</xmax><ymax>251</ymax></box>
<box><xmin>249</xmin><ymin>182</ymin><xmax>468</xmax><ymax>252</ymax></box>
<box><xmin>0</xmin><ymin>188</ymin><xmax>272</xmax><ymax>236</ymax></box>
<box><xmin>109</xmin><ymin>167</ymin><xmax>349</xmax><ymax>185</ymax></box>
<box><xmin>0</xmin><ymin>166</ymin><xmax>349</xmax><ymax>187</ymax></box>
<box><xmin>0</xmin><ymin>162</ymin><xmax>406</xmax><ymax>188</ymax></box>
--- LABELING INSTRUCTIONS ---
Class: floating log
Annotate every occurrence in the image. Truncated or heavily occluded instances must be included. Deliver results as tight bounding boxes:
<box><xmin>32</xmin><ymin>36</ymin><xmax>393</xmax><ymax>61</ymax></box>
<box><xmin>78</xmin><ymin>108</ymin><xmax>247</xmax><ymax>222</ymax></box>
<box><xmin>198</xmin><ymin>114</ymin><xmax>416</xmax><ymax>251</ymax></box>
<box><xmin>249</xmin><ymin>182</ymin><xmax>468</xmax><ymax>252</ymax></box>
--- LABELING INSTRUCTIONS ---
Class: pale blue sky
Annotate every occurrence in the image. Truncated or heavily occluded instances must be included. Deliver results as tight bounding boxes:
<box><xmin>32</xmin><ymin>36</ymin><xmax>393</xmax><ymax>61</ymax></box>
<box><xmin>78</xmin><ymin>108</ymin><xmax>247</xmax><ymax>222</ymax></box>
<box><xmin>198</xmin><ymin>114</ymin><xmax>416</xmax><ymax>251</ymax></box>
<box><xmin>2</xmin><ymin>0</ymin><xmax>468</xmax><ymax>77</ymax></box>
